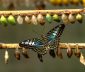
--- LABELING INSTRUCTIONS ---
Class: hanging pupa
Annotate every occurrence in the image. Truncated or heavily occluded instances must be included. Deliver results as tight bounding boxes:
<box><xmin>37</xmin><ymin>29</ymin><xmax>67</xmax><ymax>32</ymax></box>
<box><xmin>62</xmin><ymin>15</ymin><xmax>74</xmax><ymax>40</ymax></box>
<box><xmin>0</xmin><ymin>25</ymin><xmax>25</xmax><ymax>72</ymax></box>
<box><xmin>66</xmin><ymin>44</ymin><xmax>73</xmax><ymax>58</ymax></box>
<box><xmin>31</xmin><ymin>15</ymin><xmax>38</xmax><ymax>25</ymax></box>
<box><xmin>49</xmin><ymin>0</ymin><xmax>57</xmax><ymax>5</ymax></box>
<box><xmin>53</xmin><ymin>14</ymin><xmax>60</xmax><ymax>22</ymax></box>
<box><xmin>0</xmin><ymin>15</ymin><xmax>8</xmax><ymax>26</ymax></box>
<box><xmin>70</xmin><ymin>0</ymin><xmax>73</xmax><ymax>4</ymax></box>
<box><xmin>56</xmin><ymin>48</ymin><xmax>63</xmax><ymax>59</ymax></box>
<box><xmin>22</xmin><ymin>48</ymin><xmax>29</xmax><ymax>58</ymax></box>
<box><xmin>24</xmin><ymin>16</ymin><xmax>30</xmax><ymax>24</ymax></box>
<box><xmin>76</xmin><ymin>13</ymin><xmax>83</xmax><ymax>23</ymax></box>
<box><xmin>74</xmin><ymin>44</ymin><xmax>81</xmax><ymax>58</ymax></box>
<box><xmin>14</xmin><ymin>48</ymin><xmax>20</xmax><ymax>60</ymax></box>
<box><xmin>37</xmin><ymin>13</ymin><xmax>45</xmax><ymax>25</ymax></box>
<box><xmin>80</xmin><ymin>53</ymin><xmax>85</xmax><ymax>65</ymax></box>
<box><xmin>82</xmin><ymin>0</ymin><xmax>85</xmax><ymax>6</ymax></box>
<box><xmin>17</xmin><ymin>15</ymin><xmax>23</xmax><ymax>24</ymax></box>
<box><xmin>8</xmin><ymin>15</ymin><xmax>16</xmax><ymax>25</ymax></box>
<box><xmin>49</xmin><ymin>49</ymin><xmax>56</xmax><ymax>58</ymax></box>
<box><xmin>55</xmin><ymin>0</ymin><xmax>62</xmax><ymax>6</ymax></box>
<box><xmin>34</xmin><ymin>0</ymin><xmax>45</xmax><ymax>10</ymax></box>
<box><xmin>37</xmin><ymin>53</ymin><xmax>43</xmax><ymax>62</ymax></box>
<box><xmin>68</xmin><ymin>13</ymin><xmax>76</xmax><ymax>23</ymax></box>
<box><xmin>61</xmin><ymin>13</ymin><xmax>69</xmax><ymax>24</ymax></box>
<box><xmin>4</xmin><ymin>50</ymin><xmax>9</xmax><ymax>64</ymax></box>
<box><xmin>80</xmin><ymin>0</ymin><xmax>82</xmax><ymax>4</ymax></box>
<box><xmin>7</xmin><ymin>2</ymin><xmax>15</xmax><ymax>10</ymax></box>
<box><xmin>46</xmin><ymin>13</ymin><xmax>52</xmax><ymax>23</ymax></box>
<box><xmin>71</xmin><ymin>0</ymin><xmax>79</xmax><ymax>5</ymax></box>
<box><xmin>62</xmin><ymin>0</ymin><xmax>69</xmax><ymax>5</ymax></box>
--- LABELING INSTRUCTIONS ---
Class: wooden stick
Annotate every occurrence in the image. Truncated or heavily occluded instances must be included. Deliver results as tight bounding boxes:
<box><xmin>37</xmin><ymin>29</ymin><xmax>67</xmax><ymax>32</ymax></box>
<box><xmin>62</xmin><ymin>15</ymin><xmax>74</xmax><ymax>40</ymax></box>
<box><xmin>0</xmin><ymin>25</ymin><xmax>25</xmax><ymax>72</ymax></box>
<box><xmin>0</xmin><ymin>43</ymin><xmax>85</xmax><ymax>49</ymax></box>
<box><xmin>0</xmin><ymin>8</ymin><xmax>85</xmax><ymax>16</ymax></box>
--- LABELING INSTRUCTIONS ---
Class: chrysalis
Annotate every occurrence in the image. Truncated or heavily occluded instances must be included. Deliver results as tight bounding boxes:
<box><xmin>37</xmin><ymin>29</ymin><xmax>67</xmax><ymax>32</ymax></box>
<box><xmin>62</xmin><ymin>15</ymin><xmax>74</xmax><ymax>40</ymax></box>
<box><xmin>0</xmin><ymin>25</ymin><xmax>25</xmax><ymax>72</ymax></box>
<box><xmin>31</xmin><ymin>15</ymin><xmax>38</xmax><ymax>25</ymax></box>
<box><xmin>61</xmin><ymin>13</ymin><xmax>69</xmax><ymax>24</ymax></box>
<box><xmin>24</xmin><ymin>16</ymin><xmax>30</xmax><ymax>24</ymax></box>
<box><xmin>68</xmin><ymin>13</ymin><xmax>76</xmax><ymax>23</ymax></box>
<box><xmin>17</xmin><ymin>15</ymin><xmax>23</xmax><ymax>24</ymax></box>
<box><xmin>37</xmin><ymin>53</ymin><xmax>43</xmax><ymax>62</ymax></box>
<box><xmin>14</xmin><ymin>48</ymin><xmax>20</xmax><ymax>60</ymax></box>
<box><xmin>8</xmin><ymin>15</ymin><xmax>16</xmax><ymax>25</ymax></box>
<box><xmin>46</xmin><ymin>13</ymin><xmax>52</xmax><ymax>23</ymax></box>
<box><xmin>71</xmin><ymin>0</ymin><xmax>79</xmax><ymax>5</ymax></box>
<box><xmin>80</xmin><ymin>53</ymin><xmax>85</xmax><ymax>65</ymax></box>
<box><xmin>66</xmin><ymin>44</ymin><xmax>73</xmax><ymax>58</ymax></box>
<box><xmin>53</xmin><ymin>14</ymin><xmax>60</xmax><ymax>22</ymax></box>
<box><xmin>55</xmin><ymin>0</ymin><xmax>62</xmax><ymax>6</ymax></box>
<box><xmin>76</xmin><ymin>13</ymin><xmax>83</xmax><ymax>23</ymax></box>
<box><xmin>62</xmin><ymin>0</ymin><xmax>69</xmax><ymax>5</ymax></box>
<box><xmin>49</xmin><ymin>0</ymin><xmax>57</xmax><ymax>5</ymax></box>
<box><xmin>74</xmin><ymin>45</ymin><xmax>81</xmax><ymax>58</ymax></box>
<box><xmin>49</xmin><ymin>49</ymin><xmax>56</xmax><ymax>58</ymax></box>
<box><xmin>4</xmin><ymin>50</ymin><xmax>9</xmax><ymax>64</ymax></box>
<box><xmin>37</xmin><ymin>14</ymin><xmax>45</xmax><ymax>25</ymax></box>
<box><xmin>56</xmin><ymin>48</ymin><xmax>63</xmax><ymax>59</ymax></box>
<box><xmin>7</xmin><ymin>2</ymin><xmax>15</xmax><ymax>10</ymax></box>
<box><xmin>0</xmin><ymin>15</ymin><xmax>8</xmax><ymax>26</ymax></box>
<box><xmin>82</xmin><ymin>0</ymin><xmax>85</xmax><ymax>6</ymax></box>
<box><xmin>22</xmin><ymin>48</ymin><xmax>29</xmax><ymax>58</ymax></box>
<box><xmin>34</xmin><ymin>0</ymin><xmax>45</xmax><ymax>10</ymax></box>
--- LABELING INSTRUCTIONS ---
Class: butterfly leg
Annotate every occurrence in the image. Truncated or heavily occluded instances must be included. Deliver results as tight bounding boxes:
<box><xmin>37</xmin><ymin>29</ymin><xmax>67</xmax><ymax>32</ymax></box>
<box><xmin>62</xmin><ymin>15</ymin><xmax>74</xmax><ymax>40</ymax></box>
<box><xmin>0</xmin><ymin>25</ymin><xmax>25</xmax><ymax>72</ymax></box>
<box><xmin>37</xmin><ymin>53</ymin><xmax>43</xmax><ymax>62</ymax></box>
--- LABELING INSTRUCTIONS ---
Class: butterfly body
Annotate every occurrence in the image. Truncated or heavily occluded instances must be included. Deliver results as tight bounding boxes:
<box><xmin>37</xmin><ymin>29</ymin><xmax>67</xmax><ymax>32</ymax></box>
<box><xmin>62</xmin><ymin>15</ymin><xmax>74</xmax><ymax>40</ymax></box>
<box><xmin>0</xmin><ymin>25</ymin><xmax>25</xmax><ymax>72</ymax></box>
<box><xmin>19</xmin><ymin>38</ymin><xmax>44</xmax><ymax>48</ymax></box>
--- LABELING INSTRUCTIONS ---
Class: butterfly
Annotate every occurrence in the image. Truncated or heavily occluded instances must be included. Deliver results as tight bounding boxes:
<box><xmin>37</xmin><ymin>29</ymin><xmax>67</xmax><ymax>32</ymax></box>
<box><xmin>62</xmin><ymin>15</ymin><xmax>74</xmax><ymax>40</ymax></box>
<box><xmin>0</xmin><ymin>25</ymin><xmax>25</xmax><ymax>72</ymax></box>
<box><xmin>19</xmin><ymin>24</ymin><xmax>65</xmax><ymax>62</ymax></box>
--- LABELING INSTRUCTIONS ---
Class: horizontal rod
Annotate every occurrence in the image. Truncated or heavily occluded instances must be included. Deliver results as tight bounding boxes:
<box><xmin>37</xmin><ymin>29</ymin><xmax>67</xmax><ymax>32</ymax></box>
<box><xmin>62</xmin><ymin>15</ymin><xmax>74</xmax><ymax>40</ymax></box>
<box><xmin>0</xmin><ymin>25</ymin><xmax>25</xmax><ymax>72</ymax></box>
<box><xmin>0</xmin><ymin>8</ymin><xmax>85</xmax><ymax>16</ymax></box>
<box><xmin>0</xmin><ymin>43</ymin><xmax>85</xmax><ymax>49</ymax></box>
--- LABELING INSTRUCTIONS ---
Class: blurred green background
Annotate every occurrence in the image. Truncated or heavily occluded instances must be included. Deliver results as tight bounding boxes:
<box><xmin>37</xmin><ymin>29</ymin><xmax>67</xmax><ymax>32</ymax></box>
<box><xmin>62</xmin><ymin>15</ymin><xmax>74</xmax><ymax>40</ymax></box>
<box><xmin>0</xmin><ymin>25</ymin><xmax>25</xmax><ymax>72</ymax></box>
<box><xmin>0</xmin><ymin>0</ymin><xmax>85</xmax><ymax>72</ymax></box>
